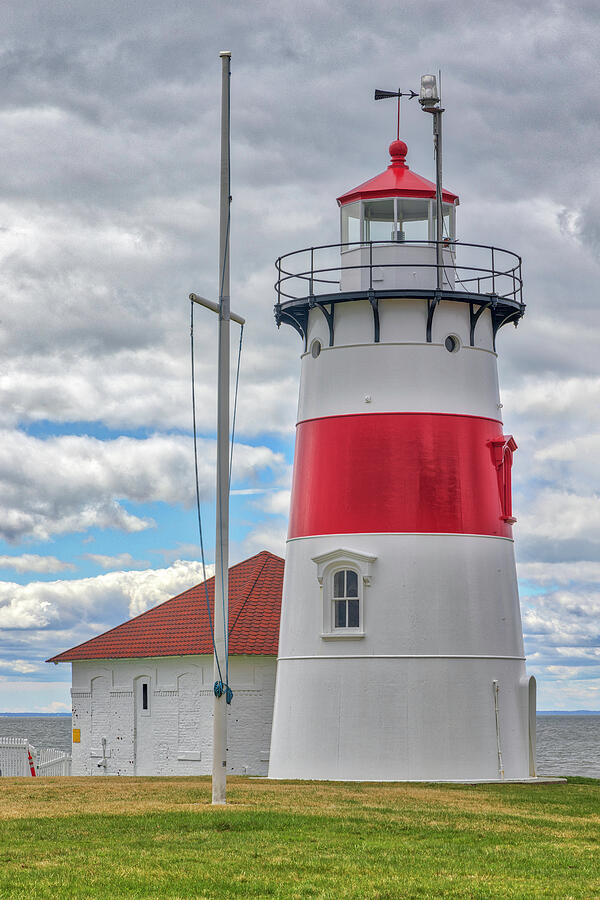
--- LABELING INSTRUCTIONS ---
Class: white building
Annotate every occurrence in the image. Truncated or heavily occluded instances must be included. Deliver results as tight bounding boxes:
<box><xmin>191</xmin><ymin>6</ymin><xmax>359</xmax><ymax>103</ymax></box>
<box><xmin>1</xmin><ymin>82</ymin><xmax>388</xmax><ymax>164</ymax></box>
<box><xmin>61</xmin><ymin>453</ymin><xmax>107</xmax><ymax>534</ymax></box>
<box><xmin>48</xmin><ymin>551</ymin><xmax>283</xmax><ymax>776</ymax></box>
<box><xmin>269</xmin><ymin>132</ymin><xmax>537</xmax><ymax>782</ymax></box>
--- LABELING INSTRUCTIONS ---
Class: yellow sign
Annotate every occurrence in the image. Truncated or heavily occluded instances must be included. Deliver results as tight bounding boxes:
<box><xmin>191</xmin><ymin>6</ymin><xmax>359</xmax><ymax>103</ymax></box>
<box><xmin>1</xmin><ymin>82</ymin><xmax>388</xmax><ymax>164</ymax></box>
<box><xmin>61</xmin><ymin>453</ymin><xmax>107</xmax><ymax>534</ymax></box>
<box><xmin>72</xmin><ymin>728</ymin><xmax>81</xmax><ymax>743</ymax></box>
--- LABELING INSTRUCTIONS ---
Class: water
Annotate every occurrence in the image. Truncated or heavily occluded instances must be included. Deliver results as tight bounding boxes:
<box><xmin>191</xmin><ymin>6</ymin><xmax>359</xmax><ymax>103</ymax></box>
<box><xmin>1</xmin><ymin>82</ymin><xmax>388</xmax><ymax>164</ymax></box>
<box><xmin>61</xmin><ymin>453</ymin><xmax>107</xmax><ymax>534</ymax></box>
<box><xmin>0</xmin><ymin>717</ymin><xmax>72</xmax><ymax>753</ymax></box>
<box><xmin>536</xmin><ymin>716</ymin><xmax>600</xmax><ymax>779</ymax></box>
<box><xmin>0</xmin><ymin>715</ymin><xmax>599</xmax><ymax>777</ymax></box>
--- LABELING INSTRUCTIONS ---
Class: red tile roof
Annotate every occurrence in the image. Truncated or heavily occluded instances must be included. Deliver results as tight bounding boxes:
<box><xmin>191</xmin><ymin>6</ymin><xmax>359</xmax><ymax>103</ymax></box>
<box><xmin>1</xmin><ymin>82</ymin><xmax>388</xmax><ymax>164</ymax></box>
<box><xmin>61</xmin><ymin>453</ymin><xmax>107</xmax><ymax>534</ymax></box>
<box><xmin>47</xmin><ymin>551</ymin><xmax>284</xmax><ymax>663</ymax></box>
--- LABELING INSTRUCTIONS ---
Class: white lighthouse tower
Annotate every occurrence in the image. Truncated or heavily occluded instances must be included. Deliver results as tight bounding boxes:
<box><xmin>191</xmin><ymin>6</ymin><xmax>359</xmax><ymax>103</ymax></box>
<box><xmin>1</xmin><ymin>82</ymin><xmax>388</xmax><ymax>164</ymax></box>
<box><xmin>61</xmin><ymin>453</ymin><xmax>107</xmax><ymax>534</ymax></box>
<box><xmin>268</xmin><ymin>101</ymin><xmax>536</xmax><ymax>781</ymax></box>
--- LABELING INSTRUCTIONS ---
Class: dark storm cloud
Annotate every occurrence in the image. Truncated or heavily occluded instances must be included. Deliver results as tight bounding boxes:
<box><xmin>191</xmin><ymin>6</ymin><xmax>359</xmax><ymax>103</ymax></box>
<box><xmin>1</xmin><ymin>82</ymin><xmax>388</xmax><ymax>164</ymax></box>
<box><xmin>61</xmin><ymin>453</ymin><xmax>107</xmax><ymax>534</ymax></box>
<box><xmin>0</xmin><ymin>0</ymin><xmax>596</xmax><ymax>442</ymax></box>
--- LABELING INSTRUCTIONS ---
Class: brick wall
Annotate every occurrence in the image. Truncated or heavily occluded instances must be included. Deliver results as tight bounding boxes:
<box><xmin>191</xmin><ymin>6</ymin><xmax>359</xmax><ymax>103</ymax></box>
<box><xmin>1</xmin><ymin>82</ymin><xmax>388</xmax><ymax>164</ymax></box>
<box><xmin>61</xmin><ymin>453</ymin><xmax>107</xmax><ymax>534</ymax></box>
<box><xmin>70</xmin><ymin>655</ymin><xmax>277</xmax><ymax>776</ymax></box>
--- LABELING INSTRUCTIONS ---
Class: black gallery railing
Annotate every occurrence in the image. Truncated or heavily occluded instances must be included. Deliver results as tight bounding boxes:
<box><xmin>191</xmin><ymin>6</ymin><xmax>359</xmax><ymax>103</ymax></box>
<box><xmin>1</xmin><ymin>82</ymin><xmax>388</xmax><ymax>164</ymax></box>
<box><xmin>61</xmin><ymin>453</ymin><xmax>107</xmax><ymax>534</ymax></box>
<box><xmin>275</xmin><ymin>240</ymin><xmax>523</xmax><ymax>306</ymax></box>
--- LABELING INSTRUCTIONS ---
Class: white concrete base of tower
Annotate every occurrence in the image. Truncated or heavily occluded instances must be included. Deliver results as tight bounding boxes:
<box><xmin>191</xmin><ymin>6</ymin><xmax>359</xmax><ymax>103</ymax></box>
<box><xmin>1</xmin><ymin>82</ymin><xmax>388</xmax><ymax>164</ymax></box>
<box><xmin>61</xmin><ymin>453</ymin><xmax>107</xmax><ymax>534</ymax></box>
<box><xmin>270</xmin><ymin>656</ymin><xmax>531</xmax><ymax>781</ymax></box>
<box><xmin>269</xmin><ymin>533</ymin><xmax>535</xmax><ymax>782</ymax></box>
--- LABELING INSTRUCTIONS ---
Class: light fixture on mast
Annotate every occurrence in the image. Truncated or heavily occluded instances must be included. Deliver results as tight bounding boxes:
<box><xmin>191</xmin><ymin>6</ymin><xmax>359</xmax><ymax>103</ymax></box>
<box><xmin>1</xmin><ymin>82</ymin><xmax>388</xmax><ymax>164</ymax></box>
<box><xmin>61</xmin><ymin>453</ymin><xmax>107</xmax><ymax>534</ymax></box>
<box><xmin>418</xmin><ymin>74</ymin><xmax>440</xmax><ymax>108</ymax></box>
<box><xmin>419</xmin><ymin>73</ymin><xmax>444</xmax><ymax>291</ymax></box>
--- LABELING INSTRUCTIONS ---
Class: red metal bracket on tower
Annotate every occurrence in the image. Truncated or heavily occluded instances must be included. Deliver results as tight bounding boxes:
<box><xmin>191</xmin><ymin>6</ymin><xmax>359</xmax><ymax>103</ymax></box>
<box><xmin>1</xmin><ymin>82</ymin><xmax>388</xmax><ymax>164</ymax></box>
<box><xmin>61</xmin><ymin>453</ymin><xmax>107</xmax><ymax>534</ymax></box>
<box><xmin>490</xmin><ymin>435</ymin><xmax>518</xmax><ymax>524</ymax></box>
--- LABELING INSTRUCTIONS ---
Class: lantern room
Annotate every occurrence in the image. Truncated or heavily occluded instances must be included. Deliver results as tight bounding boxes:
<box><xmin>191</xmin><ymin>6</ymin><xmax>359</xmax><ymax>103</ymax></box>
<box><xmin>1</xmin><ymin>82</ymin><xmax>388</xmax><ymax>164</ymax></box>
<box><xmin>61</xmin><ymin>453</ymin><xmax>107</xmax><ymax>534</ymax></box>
<box><xmin>275</xmin><ymin>130</ymin><xmax>524</xmax><ymax>353</ymax></box>
<box><xmin>337</xmin><ymin>139</ymin><xmax>459</xmax><ymax>292</ymax></box>
<box><xmin>339</xmin><ymin>139</ymin><xmax>458</xmax><ymax>243</ymax></box>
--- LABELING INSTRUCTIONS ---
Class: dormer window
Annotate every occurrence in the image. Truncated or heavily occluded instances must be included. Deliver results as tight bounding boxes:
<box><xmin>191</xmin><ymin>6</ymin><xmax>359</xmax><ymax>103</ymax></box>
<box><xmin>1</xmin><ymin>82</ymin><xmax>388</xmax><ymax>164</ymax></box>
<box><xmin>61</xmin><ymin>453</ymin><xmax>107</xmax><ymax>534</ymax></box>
<box><xmin>312</xmin><ymin>548</ymin><xmax>376</xmax><ymax>639</ymax></box>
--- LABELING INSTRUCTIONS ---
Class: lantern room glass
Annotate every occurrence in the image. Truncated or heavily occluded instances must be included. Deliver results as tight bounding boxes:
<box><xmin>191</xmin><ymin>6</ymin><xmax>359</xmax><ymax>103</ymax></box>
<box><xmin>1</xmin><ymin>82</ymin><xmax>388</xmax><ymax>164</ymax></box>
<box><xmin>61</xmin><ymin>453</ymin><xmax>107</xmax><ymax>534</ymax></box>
<box><xmin>363</xmin><ymin>198</ymin><xmax>395</xmax><ymax>241</ymax></box>
<box><xmin>341</xmin><ymin>198</ymin><xmax>455</xmax><ymax>246</ymax></box>
<box><xmin>397</xmin><ymin>199</ymin><xmax>430</xmax><ymax>241</ymax></box>
<box><xmin>433</xmin><ymin>202</ymin><xmax>456</xmax><ymax>244</ymax></box>
<box><xmin>341</xmin><ymin>201</ymin><xmax>361</xmax><ymax>245</ymax></box>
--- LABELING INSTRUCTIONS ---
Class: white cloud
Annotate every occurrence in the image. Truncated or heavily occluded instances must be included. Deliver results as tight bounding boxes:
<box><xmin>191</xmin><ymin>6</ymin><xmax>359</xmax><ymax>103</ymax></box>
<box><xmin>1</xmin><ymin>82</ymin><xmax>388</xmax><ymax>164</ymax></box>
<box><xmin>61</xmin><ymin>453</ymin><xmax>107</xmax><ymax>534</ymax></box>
<box><xmin>0</xmin><ymin>430</ymin><xmax>285</xmax><ymax>543</ymax></box>
<box><xmin>0</xmin><ymin>559</ymin><xmax>219</xmax><ymax>689</ymax></box>
<box><xmin>528</xmin><ymin>433</ymin><xmax>600</xmax><ymax>497</ymax></box>
<box><xmin>150</xmin><ymin>543</ymin><xmax>202</xmax><ymax>565</ymax></box>
<box><xmin>503</xmin><ymin>377</ymin><xmax>600</xmax><ymax>425</ymax></box>
<box><xmin>534</xmin><ymin>676</ymin><xmax>600</xmax><ymax>712</ymax></box>
<box><xmin>0</xmin><ymin>554</ymin><xmax>74</xmax><ymax>574</ymax></box>
<box><xmin>0</xmin><ymin>595</ymin><xmax>56</xmax><ymax>629</ymax></box>
<box><xmin>123</xmin><ymin>560</ymin><xmax>216</xmax><ymax>618</ymax></box>
<box><xmin>239</xmin><ymin>524</ymin><xmax>287</xmax><ymax>559</ymax></box>
<box><xmin>522</xmin><ymin>587</ymin><xmax>600</xmax><ymax>655</ymax></box>
<box><xmin>83</xmin><ymin>552</ymin><xmax>149</xmax><ymax>570</ymax></box>
<box><xmin>42</xmin><ymin>700</ymin><xmax>72</xmax><ymax>714</ymax></box>
<box><xmin>0</xmin><ymin>681</ymin><xmax>71</xmax><ymax>715</ymax></box>
<box><xmin>254</xmin><ymin>490</ymin><xmax>291</xmax><ymax>518</ymax></box>
<box><xmin>518</xmin><ymin>491</ymin><xmax>600</xmax><ymax>543</ymax></box>
<box><xmin>519</xmin><ymin>561</ymin><xmax>600</xmax><ymax>586</ymax></box>
<box><xmin>0</xmin><ymin>560</ymin><xmax>215</xmax><ymax>634</ymax></box>
<box><xmin>0</xmin><ymin>197</ymin><xmax>299</xmax><ymax>437</ymax></box>
<box><xmin>0</xmin><ymin>659</ymin><xmax>42</xmax><ymax>674</ymax></box>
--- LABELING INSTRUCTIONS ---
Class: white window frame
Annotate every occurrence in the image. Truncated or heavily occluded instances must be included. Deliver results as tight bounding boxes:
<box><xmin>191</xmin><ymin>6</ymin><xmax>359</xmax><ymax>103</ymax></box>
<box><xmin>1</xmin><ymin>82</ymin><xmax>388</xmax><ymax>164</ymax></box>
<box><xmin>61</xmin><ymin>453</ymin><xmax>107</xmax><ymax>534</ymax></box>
<box><xmin>312</xmin><ymin>548</ymin><xmax>376</xmax><ymax>640</ymax></box>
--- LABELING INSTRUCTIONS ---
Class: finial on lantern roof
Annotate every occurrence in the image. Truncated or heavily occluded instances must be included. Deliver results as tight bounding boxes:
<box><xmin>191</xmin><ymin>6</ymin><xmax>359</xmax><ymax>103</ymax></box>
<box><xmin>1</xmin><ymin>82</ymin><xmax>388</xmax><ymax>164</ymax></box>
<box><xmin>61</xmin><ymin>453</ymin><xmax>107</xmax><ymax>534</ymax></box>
<box><xmin>389</xmin><ymin>139</ymin><xmax>408</xmax><ymax>168</ymax></box>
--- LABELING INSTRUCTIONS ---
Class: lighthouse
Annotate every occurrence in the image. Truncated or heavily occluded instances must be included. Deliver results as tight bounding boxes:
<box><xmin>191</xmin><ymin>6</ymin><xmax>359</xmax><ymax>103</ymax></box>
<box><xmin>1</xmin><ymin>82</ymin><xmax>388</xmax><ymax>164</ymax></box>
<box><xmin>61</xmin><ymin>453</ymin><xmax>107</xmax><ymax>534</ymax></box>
<box><xmin>268</xmin><ymin>95</ymin><xmax>536</xmax><ymax>781</ymax></box>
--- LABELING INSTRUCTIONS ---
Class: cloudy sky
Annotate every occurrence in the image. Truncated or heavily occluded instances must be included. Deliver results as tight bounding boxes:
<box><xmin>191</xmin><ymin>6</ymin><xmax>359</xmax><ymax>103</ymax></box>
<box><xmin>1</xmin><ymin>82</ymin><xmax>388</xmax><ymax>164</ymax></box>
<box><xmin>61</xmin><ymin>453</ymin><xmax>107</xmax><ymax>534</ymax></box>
<box><xmin>0</xmin><ymin>0</ymin><xmax>598</xmax><ymax>712</ymax></box>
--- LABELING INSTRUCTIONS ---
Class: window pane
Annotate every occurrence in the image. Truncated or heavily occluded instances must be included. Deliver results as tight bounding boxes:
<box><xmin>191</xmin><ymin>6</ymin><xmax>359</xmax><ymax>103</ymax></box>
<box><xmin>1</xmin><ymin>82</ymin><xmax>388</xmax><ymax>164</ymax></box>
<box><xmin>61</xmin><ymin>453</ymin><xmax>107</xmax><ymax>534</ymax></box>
<box><xmin>397</xmin><ymin>198</ymin><xmax>429</xmax><ymax>242</ymax></box>
<box><xmin>142</xmin><ymin>683</ymin><xmax>148</xmax><ymax>710</ymax></box>
<box><xmin>335</xmin><ymin>599</ymin><xmax>346</xmax><ymax>628</ymax></box>
<box><xmin>346</xmin><ymin>570</ymin><xmax>358</xmax><ymax>597</ymax></box>
<box><xmin>363</xmin><ymin>198</ymin><xmax>395</xmax><ymax>242</ymax></box>
<box><xmin>341</xmin><ymin>202</ymin><xmax>360</xmax><ymax>245</ymax></box>
<box><xmin>333</xmin><ymin>570</ymin><xmax>345</xmax><ymax>598</ymax></box>
<box><xmin>348</xmin><ymin>598</ymin><xmax>360</xmax><ymax>628</ymax></box>
<box><xmin>432</xmin><ymin>202</ymin><xmax>455</xmax><ymax>241</ymax></box>
<box><xmin>363</xmin><ymin>198</ymin><xmax>395</xmax><ymax>222</ymax></box>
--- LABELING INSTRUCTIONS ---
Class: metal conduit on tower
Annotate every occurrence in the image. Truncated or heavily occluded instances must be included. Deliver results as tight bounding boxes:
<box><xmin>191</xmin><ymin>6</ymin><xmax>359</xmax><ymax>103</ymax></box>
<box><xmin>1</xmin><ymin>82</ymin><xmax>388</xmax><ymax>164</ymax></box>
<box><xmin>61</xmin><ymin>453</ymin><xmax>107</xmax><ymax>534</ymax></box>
<box><xmin>269</xmin><ymin>80</ymin><xmax>534</xmax><ymax>782</ymax></box>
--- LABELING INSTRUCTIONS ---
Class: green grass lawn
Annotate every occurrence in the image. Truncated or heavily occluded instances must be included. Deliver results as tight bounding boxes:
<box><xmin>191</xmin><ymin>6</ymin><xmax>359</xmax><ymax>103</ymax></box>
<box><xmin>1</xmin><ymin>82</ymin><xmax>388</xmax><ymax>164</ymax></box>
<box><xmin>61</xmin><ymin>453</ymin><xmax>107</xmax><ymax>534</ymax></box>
<box><xmin>0</xmin><ymin>776</ymin><xmax>599</xmax><ymax>899</ymax></box>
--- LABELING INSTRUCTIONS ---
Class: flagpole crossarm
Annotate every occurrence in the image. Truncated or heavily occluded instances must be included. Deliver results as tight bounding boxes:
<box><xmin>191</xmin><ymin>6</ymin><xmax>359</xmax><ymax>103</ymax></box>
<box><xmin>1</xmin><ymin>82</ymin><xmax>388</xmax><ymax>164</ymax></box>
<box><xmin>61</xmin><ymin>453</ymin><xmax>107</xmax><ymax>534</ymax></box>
<box><xmin>189</xmin><ymin>293</ymin><xmax>245</xmax><ymax>326</ymax></box>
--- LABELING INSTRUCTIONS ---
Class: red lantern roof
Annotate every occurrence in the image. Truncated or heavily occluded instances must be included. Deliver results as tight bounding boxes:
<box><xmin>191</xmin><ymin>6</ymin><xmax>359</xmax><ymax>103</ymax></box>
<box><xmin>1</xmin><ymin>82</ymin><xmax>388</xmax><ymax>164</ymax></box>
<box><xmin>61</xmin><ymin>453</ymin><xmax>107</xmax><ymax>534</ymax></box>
<box><xmin>337</xmin><ymin>140</ymin><xmax>459</xmax><ymax>207</ymax></box>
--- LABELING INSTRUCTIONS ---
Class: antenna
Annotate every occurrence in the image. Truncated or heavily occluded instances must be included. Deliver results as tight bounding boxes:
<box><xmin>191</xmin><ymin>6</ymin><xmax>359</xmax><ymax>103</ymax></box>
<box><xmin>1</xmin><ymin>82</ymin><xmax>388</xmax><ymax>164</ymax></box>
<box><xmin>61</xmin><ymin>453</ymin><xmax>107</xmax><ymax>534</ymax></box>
<box><xmin>374</xmin><ymin>87</ymin><xmax>417</xmax><ymax>140</ymax></box>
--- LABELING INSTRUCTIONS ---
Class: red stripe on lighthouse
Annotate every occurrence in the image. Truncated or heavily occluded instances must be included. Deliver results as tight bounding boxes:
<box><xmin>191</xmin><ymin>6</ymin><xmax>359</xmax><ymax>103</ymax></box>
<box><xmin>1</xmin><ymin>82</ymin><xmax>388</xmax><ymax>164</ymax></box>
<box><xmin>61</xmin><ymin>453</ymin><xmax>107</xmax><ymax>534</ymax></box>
<box><xmin>288</xmin><ymin>413</ymin><xmax>514</xmax><ymax>540</ymax></box>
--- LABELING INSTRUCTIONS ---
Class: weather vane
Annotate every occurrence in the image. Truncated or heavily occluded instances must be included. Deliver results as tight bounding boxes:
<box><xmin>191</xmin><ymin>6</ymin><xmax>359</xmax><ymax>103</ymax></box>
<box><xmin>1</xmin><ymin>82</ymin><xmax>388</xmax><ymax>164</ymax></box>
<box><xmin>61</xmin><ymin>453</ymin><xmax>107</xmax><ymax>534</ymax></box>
<box><xmin>374</xmin><ymin>88</ymin><xmax>417</xmax><ymax>140</ymax></box>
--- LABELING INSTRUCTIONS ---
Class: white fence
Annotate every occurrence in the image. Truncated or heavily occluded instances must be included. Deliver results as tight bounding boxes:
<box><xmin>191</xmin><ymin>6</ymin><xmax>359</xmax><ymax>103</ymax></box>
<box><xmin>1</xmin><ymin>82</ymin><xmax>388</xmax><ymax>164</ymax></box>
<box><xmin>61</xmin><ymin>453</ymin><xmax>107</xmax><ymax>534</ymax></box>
<box><xmin>0</xmin><ymin>737</ymin><xmax>31</xmax><ymax>776</ymax></box>
<box><xmin>0</xmin><ymin>737</ymin><xmax>72</xmax><ymax>776</ymax></box>
<box><xmin>35</xmin><ymin>747</ymin><xmax>72</xmax><ymax>776</ymax></box>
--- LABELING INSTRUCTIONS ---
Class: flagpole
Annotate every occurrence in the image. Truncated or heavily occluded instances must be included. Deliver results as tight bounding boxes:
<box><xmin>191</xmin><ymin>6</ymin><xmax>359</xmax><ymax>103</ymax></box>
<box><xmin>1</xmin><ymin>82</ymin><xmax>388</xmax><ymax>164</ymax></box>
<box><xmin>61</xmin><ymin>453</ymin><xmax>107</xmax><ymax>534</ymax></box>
<box><xmin>189</xmin><ymin>52</ymin><xmax>244</xmax><ymax>805</ymax></box>
<box><xmin>212</xmin><ymin>48</ymin><xmax>232</xmax><ymax>806</ymax></box>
